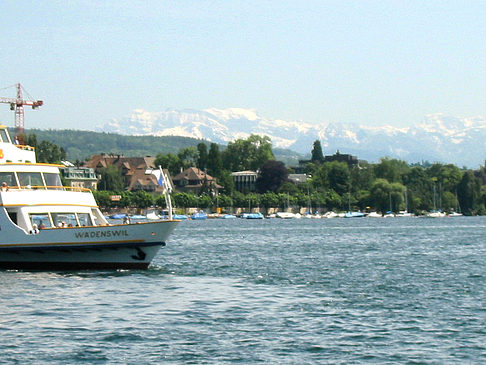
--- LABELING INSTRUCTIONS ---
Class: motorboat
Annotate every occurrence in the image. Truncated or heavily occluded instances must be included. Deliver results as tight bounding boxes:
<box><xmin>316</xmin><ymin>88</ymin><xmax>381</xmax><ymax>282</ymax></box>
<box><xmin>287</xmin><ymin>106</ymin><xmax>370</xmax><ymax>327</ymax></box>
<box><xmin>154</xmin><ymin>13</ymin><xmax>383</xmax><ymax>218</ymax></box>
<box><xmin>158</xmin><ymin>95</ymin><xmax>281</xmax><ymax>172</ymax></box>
<box><xmin>276</xmin><ymin>212</ymin><xmax>296</xmax><ymax>219</ymax></box>
<box><xmin>366</xmin><ymin>211</ymin><xmax>382</xmax><ymax>218</ymax></box>
<box><xmin>241</xmin><ymin>212</ymin><xmax>264</xmax><ymax>219</ymax></box>
<box><xmin>322</xmin><ymin>211</ymin><xmax>339</xmax><ymax>218</ymax></box>
<box><xmin>191</xmin><ymin>211</ymin><xmax>208</xmax><ymax>220</ymax></box>
<box><xmin>146</xmin><ymin>211</ymin><xmax>161</xmax><ymax>220</ymax></box>
<box><xmin>344</xmin><ymin>211</ymin><xmax>365</xmax><ymax>218</ymax></box>
<box><xmin>0</xmin><ymin>125</ymin><xmax>179</xmax><ymax>270</ymax></box>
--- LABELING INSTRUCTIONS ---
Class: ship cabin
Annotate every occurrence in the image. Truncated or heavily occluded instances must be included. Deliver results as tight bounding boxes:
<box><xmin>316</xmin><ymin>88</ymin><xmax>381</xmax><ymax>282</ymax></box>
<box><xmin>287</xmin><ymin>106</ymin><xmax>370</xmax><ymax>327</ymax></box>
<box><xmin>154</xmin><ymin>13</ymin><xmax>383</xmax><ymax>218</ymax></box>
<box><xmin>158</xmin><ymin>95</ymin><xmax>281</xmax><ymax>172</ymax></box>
<box><xmin>0</xmin><ymin>125</ymin><xmax>107</xmax><ymax>233</ymax></box>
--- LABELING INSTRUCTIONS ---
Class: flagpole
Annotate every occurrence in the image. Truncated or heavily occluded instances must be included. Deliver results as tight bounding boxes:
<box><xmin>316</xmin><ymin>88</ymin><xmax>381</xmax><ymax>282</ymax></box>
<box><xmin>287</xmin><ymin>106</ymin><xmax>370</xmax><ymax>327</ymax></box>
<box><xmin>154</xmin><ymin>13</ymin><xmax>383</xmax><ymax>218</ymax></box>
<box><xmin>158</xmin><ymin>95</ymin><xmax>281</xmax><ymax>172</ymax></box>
<box><xmin>160</xmin><ymin>166</ymin><xmax>173</xmax><ymax>220</ymax></box>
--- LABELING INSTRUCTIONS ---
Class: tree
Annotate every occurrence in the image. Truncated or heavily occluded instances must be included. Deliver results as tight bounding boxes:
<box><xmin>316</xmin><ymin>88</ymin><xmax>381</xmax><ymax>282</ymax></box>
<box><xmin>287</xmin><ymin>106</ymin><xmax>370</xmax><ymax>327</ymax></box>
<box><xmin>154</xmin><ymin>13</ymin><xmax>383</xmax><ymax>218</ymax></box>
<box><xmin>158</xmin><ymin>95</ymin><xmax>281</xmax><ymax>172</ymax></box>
<box><xmin>36</xmin><ymin>140</ymin><xmax>66</xmax><ymax>163</ymax></box>
<box><xmin>374</xmin><ymin>157</ymin><xmax>410</xmax><ymax>183</ymax></box>
<box><xmin>207</xmin><ymin>143</ymin><xmax>223</xmax><ymax>177</ymax></box>
<box><xmin>457</xmin><ymin>171</ymin><xmax>481</xmax><ymax>215</ymax></box>
<box><xmin>173</xmin><ymin>192</ymin><xmax>198</xmax><ymax>210</ymax></box>
<box><xmin>99</xmin><ymin>165</ymin><xmax>125</xmax><ymax>191</ymax></box>
<box><xmin>222</xmin><ymin>134</ymin><xmax>274</xmax><ymax>171</ymax></box>
<box><xmin>311</xmin><ymin>140</ymin><xmax>324</xmax><ymax>163</ymax></box>
<box><xmin>260</xmin><ymin>192</ymin><xmax>279</xmax><ymax>212</ymax></box>
<box><xmin>370</xmin><ymin>178</ymin><xmax>405</xmax><ymax>213</ymax></box>
<box><xmin>327</xmin><ymin>161</ymin><xmax>350</xmax><ymax>196</ymax></box>
<box><xmin>196</xmin><ymin>143</ymin><xmax>208</xmax><ymax>170</ymax></box>
<box><xmin>132</xmin><ymin>190</ymin><xmax>154</xmax><ymax>209</ymax></box>
<box><xmin>155</xmin><ymin>153</ymin><xmax>181</xmax><ymax>176</ymax></box>
<box><xmin>178</xmin><ymin>147</ymin><xmax>199</xmax><ymax>169</ymax></box>
<box><xmin>256</xmin><ymin>160</ymin><xmax>288</xmax><ymax>193</ymax></box>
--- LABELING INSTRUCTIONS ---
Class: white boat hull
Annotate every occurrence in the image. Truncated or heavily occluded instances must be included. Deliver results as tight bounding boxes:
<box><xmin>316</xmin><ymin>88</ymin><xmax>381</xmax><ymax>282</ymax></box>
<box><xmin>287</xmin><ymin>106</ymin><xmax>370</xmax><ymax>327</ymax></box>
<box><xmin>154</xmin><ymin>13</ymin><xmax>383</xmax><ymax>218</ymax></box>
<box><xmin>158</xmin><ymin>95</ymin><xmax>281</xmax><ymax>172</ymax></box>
<box><xmin>0</xmin><ymin>219</ymin><xmax>179</xmax><ymax>270</ymax></box>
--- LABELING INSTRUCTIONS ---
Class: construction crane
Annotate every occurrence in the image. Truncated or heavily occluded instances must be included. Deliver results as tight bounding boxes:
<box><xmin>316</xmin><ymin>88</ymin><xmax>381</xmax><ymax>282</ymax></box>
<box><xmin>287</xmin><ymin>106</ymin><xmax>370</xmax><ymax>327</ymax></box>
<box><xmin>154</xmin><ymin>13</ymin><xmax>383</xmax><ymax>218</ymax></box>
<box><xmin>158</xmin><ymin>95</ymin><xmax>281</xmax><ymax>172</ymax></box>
<box><xmin>0</xmin><ymin>83</ymin><xmax>43</xmax><ymax>139</ymax></box>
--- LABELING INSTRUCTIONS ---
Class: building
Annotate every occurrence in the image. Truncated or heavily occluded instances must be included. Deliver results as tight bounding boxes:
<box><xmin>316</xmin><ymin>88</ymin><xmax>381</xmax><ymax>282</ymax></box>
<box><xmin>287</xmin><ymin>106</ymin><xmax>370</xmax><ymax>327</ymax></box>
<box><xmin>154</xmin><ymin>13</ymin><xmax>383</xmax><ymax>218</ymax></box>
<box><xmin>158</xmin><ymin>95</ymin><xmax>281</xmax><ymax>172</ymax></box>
<box><xmin>60</xmin><ymin>162</ymin><xmax>98</xmax><ymax>190</ymax></box>
<box><xmin>172</xmin><ymin>167</ymin><xmax>222</xmax><ymax>195</ymax></box>
<box><xmin>324</xmin><ymin>150</ymin><xmax>359</xmax><ymax>167</ymax></box>
<box><xmin>231</xmin><ymin>170</ymin><xmax>258</xmax><ymax>193</ymax></box>
<box><xmin>83</xmin><ymin>154</ymin><xmax>169</xmax><ymax>193</ymax></box>
<box><xmin>288</xmin><ymin>174</ymin><xmax>308</xmax><ymax>184</ymax></box>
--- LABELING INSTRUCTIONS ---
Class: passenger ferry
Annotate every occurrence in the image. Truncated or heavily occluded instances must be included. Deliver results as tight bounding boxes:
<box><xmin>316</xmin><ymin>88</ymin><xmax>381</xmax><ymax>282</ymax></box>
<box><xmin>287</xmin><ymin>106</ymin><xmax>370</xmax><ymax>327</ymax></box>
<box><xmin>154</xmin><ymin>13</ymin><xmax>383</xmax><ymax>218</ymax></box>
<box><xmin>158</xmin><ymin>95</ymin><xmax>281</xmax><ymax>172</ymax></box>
<box><xmin>0</xmin><ymin>125</ymin><xmax>179</xmax><ymax>270</ymax></box>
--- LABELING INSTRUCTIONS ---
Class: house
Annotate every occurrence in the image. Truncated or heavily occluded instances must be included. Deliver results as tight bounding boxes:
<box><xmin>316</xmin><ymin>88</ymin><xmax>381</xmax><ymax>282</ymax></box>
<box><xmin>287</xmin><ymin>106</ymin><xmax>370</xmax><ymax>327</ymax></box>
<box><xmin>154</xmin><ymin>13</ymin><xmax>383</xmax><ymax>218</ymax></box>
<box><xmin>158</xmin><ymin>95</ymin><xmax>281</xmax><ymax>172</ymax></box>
<box><xmin>60</xmin><ymin>162</ymin><xmax>98</xmax><ymax>190</ymax></box>
<box><xmin>231</xmin><ymin>170</ymin><xmax>258</xmax><ymax>193</ymax></box>
<box><xmin>84</xmin><ymin>154</ymin><xmax>170</xmax><ymax>193</ymax></box>
<box><xmin>288</xmin><ymin>174</ymin><xmax>308</xmax><ymax>184</ymax></box>
<box><xmin>172</xmin><ymin>167</ymin><xmax>222</xmax><ymax>195</ymax></box>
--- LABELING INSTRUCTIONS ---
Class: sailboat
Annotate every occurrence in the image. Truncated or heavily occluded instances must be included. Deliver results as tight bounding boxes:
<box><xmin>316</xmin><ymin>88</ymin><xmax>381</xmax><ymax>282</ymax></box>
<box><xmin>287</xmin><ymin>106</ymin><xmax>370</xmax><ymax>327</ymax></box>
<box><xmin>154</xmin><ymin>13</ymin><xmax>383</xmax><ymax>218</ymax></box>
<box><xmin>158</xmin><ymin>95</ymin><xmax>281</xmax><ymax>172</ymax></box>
<box><xmin>396</xmin><ymin>190</ymin><xmax>412</xmax><ymax>217</ymax></box>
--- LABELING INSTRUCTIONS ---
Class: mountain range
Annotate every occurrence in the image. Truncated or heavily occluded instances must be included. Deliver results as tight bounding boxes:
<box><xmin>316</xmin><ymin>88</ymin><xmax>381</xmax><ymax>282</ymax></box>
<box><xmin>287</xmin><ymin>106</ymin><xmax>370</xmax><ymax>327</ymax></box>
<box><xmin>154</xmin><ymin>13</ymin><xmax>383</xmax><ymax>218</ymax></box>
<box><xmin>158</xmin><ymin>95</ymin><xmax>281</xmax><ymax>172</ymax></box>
<box><xmin>100</xmin><ymin>108</ymin><xmax>486</xmax><ymax>168</ymax></box>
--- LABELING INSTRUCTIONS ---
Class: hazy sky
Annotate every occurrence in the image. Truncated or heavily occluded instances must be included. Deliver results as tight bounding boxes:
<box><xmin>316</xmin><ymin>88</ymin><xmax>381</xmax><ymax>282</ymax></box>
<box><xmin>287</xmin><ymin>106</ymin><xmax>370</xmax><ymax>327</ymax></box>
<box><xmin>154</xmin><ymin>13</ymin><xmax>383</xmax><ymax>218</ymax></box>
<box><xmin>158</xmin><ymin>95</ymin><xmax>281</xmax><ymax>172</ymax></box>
<box><xmin>1</xmin><ymin>1</ymin><xmax>485</xmax><ymax>131</ymax></box>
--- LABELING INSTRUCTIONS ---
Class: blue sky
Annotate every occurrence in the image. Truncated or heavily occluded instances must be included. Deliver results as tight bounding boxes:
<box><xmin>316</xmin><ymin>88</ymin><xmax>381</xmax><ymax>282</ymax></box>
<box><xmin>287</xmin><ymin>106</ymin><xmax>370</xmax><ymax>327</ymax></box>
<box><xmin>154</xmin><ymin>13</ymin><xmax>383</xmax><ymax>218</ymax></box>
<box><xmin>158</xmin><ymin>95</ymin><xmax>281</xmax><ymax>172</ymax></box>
<box><xmin>1</xmin><ymin>1</ymin><xmax>485</xmax><ymax>131</ymax></box>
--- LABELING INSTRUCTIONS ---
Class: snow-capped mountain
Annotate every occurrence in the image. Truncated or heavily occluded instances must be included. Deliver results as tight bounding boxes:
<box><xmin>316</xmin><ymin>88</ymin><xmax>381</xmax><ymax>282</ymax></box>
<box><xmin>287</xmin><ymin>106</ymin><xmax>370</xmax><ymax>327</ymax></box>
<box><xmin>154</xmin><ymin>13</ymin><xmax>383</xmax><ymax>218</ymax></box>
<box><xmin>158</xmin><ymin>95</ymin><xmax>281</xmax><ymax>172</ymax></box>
<box><xmin>99</xmin><ymin>108</ymin><xmax>486</xmax><ymax>167</ymax></box>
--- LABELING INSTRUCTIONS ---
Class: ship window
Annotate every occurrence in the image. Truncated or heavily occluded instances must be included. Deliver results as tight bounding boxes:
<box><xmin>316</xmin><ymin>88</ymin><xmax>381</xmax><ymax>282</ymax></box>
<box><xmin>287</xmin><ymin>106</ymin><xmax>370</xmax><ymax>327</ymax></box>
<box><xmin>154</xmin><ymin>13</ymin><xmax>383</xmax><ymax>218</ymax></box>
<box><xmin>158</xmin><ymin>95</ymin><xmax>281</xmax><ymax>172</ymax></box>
<box><xmin>30</xmin><ymin>214</ymin><xmax>52</xmax><ymax>228</ymax></box>
<box><xmin>0</xmin><ymin>172</ymin><xmax>17</xmax><ymax>187</ymax></box>
<box><xmin>17</xmin><ymin>172</ymin><xmax>44</xmax><ymax>189</ymax></box>
<box><xmin>0</xmin><ymin>129</ymin><xmax>10</xmax><ymax>143</ymax></box>
<box><xmin>43</xmin><ymin>173</ymin><xmax>63</xmax><ymax>189</ymax></box>
<box><xmin>51</xmin><ymin>213</ymin><xmax>77</xmax><ymax>227</ymax></box>
<box><xmin>77</xmin><ymin>213</ymin><xmax>92</xmax><ymax>226</ymax></box>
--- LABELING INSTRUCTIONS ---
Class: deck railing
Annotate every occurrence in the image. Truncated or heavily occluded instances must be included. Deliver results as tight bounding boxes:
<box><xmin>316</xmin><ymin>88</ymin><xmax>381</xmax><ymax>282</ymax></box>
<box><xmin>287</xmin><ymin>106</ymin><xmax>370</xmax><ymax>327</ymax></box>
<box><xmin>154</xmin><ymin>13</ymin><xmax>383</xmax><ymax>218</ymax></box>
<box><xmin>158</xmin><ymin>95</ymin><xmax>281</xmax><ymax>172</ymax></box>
<box><xmin>1</xmin><ymin>185</ymin><xmax>92</xmax><ymax>192</ymax></box>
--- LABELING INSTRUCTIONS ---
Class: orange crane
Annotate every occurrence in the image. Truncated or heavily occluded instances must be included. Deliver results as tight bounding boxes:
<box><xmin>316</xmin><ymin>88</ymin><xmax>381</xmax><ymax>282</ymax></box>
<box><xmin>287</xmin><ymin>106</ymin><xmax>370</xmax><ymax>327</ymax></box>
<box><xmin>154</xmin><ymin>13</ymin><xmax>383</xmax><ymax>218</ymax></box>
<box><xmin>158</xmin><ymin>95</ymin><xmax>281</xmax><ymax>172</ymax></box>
<box><xmin>0</xmin><ymin>83</ymin><xmax>43</xmax><ymax>139</ymax></box>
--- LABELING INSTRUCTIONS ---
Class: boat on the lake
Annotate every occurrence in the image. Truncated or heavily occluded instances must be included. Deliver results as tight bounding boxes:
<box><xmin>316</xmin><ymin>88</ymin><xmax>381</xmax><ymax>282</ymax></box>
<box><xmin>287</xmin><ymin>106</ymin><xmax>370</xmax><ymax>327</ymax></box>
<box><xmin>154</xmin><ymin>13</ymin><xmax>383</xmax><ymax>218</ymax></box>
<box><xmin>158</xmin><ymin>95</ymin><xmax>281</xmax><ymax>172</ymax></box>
<box><xmin>242</xmin><ymin>212</ymin><xmax>264</xmax><ymax>219</ymax></box>
<box><xmin>0</xmin><ymin>125</ymin><xmax>179</xmax><ymax>270</ymax></box>
<box><xmin>191</xmin><ymin>211</ymin><xmax>208</xmax><ymax>220</ymax></box>
<box><xmin>344</xmin><ymin>211</ymin><xmax>365</xmax><ymax>218</ymax></box>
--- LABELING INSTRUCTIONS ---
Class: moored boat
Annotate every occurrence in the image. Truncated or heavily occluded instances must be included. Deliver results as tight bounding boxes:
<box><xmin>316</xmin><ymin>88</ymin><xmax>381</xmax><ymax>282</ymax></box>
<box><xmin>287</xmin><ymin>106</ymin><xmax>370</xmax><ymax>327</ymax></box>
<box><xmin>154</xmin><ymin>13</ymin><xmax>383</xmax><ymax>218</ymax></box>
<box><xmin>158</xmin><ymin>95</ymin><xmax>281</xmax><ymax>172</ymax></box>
<box><xmin>0</xmin><ymin>125</ymin><xmax>179</xmax><ymax>270</ymax></box>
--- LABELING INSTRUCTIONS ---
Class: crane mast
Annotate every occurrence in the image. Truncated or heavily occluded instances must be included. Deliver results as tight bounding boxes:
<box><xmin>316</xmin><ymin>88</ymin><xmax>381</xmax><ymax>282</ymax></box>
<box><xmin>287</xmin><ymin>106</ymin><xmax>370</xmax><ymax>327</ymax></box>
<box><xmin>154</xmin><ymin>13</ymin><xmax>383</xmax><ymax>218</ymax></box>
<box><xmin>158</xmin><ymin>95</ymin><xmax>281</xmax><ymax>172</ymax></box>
<box><xmin>0</xmin><ymin>83</ymin><xmax>43</xmax><ymax>139</ymax></box>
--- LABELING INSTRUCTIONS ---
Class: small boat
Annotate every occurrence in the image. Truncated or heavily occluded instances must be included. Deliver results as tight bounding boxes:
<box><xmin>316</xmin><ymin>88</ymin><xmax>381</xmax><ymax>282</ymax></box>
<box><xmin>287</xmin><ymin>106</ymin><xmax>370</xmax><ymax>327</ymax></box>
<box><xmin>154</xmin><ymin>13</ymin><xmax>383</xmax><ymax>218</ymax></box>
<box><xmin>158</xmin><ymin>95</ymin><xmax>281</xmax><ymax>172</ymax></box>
<box><xmin>220</xmin><ymin>214</ymin><xmax>237</xmax><ymax>219</ymax></box>
<box><xmin>396</xmin><ymin>210</ymin><xmax>413</xmax><ymax>217</ymax></box>
<box><xmin>366</xmin><ymin>211</ymin><xmax>382</xmax><ymax>218</ymax></box>
<box><xmin>322</xmin><ymin>211</ymin><xmax>339</xmax><ymax>218</ymax></box>
<box><xmin>426</xmin><ymin>210</ymin><xmax>446</xmax><ymax>218</ymax></box>
<box><xmin>242</xmin><ymin>212</ymin><xmax>264</xmax><ymax>219</ymax></box>
<box><xmin>130</xmin><ymin>214</ymin><xmax>146</xmax><ymax>220</ymax></box>
<box><xmin>276</xmin><ymin>212</ymin><xmax>296</xmax><ymax>219</ymax></box>
<box><xmin>109</xmin><ymin>213</ymin><xmax>126</xmax><ymax>219</ymax></box>
<box><xmin>172</xmin><ymin>214</ymin><xmax>189</xmax><ymax>220</ymax></box>
<box><xmin>344</xmin><ymin>211</ymin><xmax>365</xmax><ymax>218</ymax></box>
<box><xmin>0</xmin><ymin>125</ymin><xmax>179</xmax><ymax>270</ymax></box>
<box><xmin>448</xmin><ymin>212</ymin><xmax>463</xmax><ymax>217</ymax></box>
<box><xmin>191</xmin><ymin>211</ymin><xmax>208</xmax><ymax>220</ymax></box>
<box><xmin>146</xmin><ymin>211</ymin><xmax>160</xmax><ymax>220</ymax></box>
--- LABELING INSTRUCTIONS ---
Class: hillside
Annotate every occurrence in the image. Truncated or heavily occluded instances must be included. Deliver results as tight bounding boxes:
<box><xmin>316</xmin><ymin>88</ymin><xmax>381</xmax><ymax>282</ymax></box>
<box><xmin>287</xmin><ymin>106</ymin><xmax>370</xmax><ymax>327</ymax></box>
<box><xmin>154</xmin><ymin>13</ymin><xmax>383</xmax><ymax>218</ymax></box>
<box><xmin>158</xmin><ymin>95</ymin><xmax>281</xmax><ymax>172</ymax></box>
<box><xmin>21</xmin><ymin>128</ymin><xmax>303</xmax><ymax>165</ymax></box>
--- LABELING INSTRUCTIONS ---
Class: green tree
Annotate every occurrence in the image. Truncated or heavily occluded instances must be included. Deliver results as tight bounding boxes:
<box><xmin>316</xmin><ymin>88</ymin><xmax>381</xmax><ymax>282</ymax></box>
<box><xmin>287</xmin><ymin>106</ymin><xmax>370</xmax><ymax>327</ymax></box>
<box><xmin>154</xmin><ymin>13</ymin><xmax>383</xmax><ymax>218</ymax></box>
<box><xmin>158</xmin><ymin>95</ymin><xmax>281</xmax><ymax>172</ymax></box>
<box><xmin>311</xmin><ymin>140</ymin><xmax>324</xmax><ymax>163</ymax></box>
<box><xmin>256</xmin><ymin>160</ymin><xmax>288</xmax><ymax>193</ymax></box>
<box><xmin>173</xmin><ymin>192</ymin><xmax>198</xmax><ymax>209</ymax></box>
<box><xmin>198</xmin><ymin>194</ymin><xmax>213</xmax><ymax>209</ymax></box>
<box><xmin>207</xmin><ymin>143</ymin><xmax>223</xmax><ymax>177</ymax></box>
<box><xmin>99</xmin><ymin>165</ymin><xmax>125</xmax><ymax>191</ymax></box>
<box><xmin>327</xmin><ymin>161</ymin><xmax>351</xmax><ymax>196</ymax></box>
<box><xmin>370</xmin><ymin>178</ymin><xmax>405</xmax><ymax>213</ymax></box>
<box><xmin>216</xmin><ymin>194</ymin><xmax>233</xmax><ymax>209</ymax></box>
<box><xmin>178</xmin><ymin>147</ymin><xmax>199</xmax><ymax>169</ymax></box>
<box><xmin>374</xmin><ymin>158</ymin><xmax>410</xmax><ymax>183</ymax></box>
<box><xmin>36</xmin><ymin>140</ymin><xmax>66</xmax><ymax>163</ymax></box>
<box><xmin>457</xmin><ymin>171</ymin><xmax>481</xmax><ymax>215</ymax></box>
<box><xmin>222</xmin><ymin>134</ymin><xmax>274</xmax><ymax>171</ymax></box>
<box><xmin>155</xmin><ymin>153</ymin><xmax>181</xmax><ymax>176</ymax></box>
<box><xmin>132</xmin><ymin>190</ymin><xmax>154</xmax><ymax>209</ymax></box>
<box><xmin>260</xmin><ymin>192</ymin><xmax>279</xmax><ymax>212</ymax></box>
<box><xmin>196</xmin><ymin>143</ymin><xmax>208</xmax><ymax>170</ymax></box>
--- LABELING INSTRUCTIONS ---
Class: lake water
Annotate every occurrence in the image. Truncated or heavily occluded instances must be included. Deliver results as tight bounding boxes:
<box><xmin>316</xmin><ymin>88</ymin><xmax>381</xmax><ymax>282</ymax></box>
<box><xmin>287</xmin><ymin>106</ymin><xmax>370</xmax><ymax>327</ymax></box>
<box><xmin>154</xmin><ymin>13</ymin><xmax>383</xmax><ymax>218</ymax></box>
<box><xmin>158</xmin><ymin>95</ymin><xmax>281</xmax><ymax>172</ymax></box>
<box><xmin>1</xmin><ymin>217</ymin><xmax>485</xmax><ymax>364</ymax></box>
